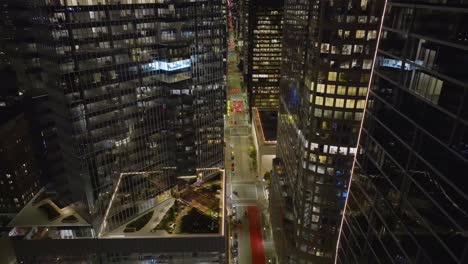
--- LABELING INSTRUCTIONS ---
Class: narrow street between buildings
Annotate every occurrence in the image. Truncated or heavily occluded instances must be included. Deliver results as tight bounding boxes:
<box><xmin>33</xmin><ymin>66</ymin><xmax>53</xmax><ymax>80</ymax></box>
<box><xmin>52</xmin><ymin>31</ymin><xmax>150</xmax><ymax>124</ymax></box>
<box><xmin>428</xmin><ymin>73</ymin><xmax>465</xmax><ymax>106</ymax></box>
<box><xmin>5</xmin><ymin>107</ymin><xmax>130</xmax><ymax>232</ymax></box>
<box><xmin>224</xmin><ymin>4</ymin><xmax>276</xmax><ymax>263</ymax></box>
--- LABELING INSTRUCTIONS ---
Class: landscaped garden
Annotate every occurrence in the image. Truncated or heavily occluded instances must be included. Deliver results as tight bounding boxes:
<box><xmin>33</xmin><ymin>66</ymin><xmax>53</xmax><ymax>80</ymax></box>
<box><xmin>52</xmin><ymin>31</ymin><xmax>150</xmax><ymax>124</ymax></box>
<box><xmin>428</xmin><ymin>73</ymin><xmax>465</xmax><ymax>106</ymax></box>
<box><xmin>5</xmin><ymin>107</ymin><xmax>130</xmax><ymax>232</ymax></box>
<box><xmin>124</xmin><ymin>210</ymin><xmax>153</xmax><ymax>232</ymax></box>
<box><xmin>179</xmin><ymin>173</ymin><xmax>221</xmax><ymax>218</ymax></box>
<box><xmin>180</xmin><ymin>208</ymin><xmax>219</xmax><ymax>234</ymax></box>
<box><xmin>153</xmin><ymin>200</ymin><xmax>185</xmax><ymax>234</ymax></box>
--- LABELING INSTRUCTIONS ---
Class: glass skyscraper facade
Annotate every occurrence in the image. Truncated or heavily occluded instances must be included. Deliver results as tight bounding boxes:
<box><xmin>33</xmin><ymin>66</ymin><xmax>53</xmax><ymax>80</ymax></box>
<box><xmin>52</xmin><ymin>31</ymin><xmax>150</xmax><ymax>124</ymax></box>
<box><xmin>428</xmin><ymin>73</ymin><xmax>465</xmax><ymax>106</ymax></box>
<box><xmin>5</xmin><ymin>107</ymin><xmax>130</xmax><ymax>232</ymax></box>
<box><xmin>5</xmin><ymin>0</ymin><xmax>227</xmax><ymax>262</ymax></box>
<box><xmin>336</xmin><ymin>0</ymin><xmax>468</xmax><ymax>263</ymax></box>
<box><xmin>10</xmin><ymin>0</ymin><xmax>225</xmax><ymax>218</ymax></box>
<box><xmin>270</xmin><ymin>0</ymin><xmax>385</xmax><ymax>262</ymax></box>
<box><xmin>244</xmin><ymin>0</ymin><xmax>283</xmax><ymax>113</ymax></box>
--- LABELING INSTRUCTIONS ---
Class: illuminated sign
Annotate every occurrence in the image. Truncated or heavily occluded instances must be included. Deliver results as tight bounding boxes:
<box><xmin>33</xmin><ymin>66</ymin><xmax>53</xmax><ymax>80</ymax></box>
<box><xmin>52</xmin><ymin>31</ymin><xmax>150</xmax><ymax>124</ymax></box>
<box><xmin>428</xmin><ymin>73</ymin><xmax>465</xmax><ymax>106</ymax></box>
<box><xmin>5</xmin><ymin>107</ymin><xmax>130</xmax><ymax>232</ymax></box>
<box><xmin>145</xmin><ymin>59</ymin><xmax>191</xmax><ymax>72</ymax></box>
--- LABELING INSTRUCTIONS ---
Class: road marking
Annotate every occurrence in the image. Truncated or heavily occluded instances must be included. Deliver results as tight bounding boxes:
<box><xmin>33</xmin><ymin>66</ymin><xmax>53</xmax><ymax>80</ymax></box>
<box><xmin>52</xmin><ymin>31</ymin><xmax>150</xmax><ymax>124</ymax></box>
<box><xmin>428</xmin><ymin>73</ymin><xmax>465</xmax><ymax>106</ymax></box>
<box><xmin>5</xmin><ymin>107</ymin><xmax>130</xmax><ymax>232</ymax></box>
<box><xmin>231</xmin><ymin>184</ymin><xmax>258</xmax><ymax>201</ymax></box>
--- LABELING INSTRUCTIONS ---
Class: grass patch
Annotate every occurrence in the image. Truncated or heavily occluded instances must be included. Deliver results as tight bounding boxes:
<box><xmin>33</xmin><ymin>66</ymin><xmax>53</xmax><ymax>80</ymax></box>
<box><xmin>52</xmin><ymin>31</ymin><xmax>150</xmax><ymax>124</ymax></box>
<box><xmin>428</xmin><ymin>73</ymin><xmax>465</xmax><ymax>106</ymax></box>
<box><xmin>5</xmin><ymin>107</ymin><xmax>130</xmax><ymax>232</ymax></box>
<box><xmin>180</xmin><ymin>208</ymin><xmax>219</xmax><ymax>234</ymax></box>
<box><xmin>125</xmin><ymin>210</ymin><xmax>153</xmax><ymax>232</ymax></box>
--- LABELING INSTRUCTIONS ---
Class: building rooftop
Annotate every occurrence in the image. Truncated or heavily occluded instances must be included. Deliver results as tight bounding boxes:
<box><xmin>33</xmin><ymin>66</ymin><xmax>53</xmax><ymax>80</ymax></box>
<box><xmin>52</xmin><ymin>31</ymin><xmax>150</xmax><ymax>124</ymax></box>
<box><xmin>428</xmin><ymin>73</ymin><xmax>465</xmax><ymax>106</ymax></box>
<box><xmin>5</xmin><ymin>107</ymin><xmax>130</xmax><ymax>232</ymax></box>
<box><xmin>257</xmin><ymin>109</ymin><xmax>278</xmax><ymax>142</ymax></box>
<box><xmin>8</xmin><ymin>171</ymin><xmax>225</xmax><ymax>241</ymax></box>
<box><xmin>101</xmin><ymin>171</ymin><xmax>225</xmax><ymax>238</ymax></box>
<box><xmin>8</xmin><ymin>189</ymin><xmax>91</xmax><ymax>228</ymax></box>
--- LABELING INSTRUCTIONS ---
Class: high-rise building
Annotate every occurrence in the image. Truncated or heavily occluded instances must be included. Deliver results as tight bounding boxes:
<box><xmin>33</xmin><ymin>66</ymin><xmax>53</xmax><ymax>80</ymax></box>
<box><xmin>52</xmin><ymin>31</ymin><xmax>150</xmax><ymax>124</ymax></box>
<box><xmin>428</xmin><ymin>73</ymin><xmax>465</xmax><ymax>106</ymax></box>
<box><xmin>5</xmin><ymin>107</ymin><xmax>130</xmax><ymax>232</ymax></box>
<box><xmin>336</xmin><ymin>1</ymin><xmax>468</xmax><ymax>263</ymax></box>
<box><xmin>10</xmin><ymin>0</ymin><xmax>225</xmax><ymax>211</ymax></box>
<box><xmin>244</xmin><ymin>0</ymin><xmax>283</xmax><ymax>116</ymax></box>
<box><xmin>6</xmin><ymin>0</ymin><xmax>227</xmax><ymax>262</ymax></box>
<box><xmin>269</xmin><ymin>0</ymin><xmax>385</xmax><ymax>262</ymax></box>
<box><xmin>0</xmin><ymin>99</ymin><xmax>41</xmax><ymax>213</ymax></box>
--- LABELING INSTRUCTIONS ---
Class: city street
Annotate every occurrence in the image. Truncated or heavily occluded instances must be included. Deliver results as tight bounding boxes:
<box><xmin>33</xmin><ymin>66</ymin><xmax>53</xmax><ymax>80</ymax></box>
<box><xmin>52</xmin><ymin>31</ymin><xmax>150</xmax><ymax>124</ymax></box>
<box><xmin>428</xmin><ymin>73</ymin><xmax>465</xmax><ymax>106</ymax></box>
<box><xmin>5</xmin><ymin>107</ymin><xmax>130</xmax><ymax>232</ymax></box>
<box><xmin>224</xmin><ymin>10</ymin><xmax>276</xmax><ymax>263</ymax></box>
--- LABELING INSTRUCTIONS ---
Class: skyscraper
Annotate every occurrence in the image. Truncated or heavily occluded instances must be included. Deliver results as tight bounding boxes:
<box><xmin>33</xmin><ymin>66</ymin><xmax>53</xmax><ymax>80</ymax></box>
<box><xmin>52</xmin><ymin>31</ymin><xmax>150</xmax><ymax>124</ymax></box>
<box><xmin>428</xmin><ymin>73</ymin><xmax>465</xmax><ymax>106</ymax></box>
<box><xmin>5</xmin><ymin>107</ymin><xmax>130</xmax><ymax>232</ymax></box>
<box><xmin>336</xmin><ymin>0</ymin><xmax>468</xmax><ymax>263</ymax></box>
<box><xmin>0</xmin><ymin>99</ymin><xmax>41</xmax><ymax>213</ymax></box>
<box><xmin>9</xmin><ymin>0</ymin><xmax>225</xmax><ymax>213</ymax></box>
<box><xmin>6</xmin><ymin>0</ymin><xmax>227</xmax><ymax>262</ymax></box>
<box><xmin>269</xmin><ymin>0</ymin><xmax>384</xmax><ymax>262</ymax></box>
<box><xmin>243</xmin><ymin>0</ymin><xmax>283</xmax><ymax>116</ymax></box>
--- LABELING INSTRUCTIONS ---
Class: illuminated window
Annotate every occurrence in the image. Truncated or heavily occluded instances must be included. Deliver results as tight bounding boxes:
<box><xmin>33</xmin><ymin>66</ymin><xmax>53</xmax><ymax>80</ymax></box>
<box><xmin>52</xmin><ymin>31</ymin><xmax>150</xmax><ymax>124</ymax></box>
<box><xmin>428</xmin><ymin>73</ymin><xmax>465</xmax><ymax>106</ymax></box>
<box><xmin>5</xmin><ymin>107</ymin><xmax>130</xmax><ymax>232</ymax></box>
<box><xmin>321</xmin><ymin>43</ymin><xmax>330</xmax><ymax>53</ymax></box>
<box><xmin>317</xmin><ymin>84</ymin><xmax>325</xmax><ymax>93</ymax></box>
<box><xmin>358</xmin><ymin>87</ymin><xmax>367</xmax><ymax>96</ymax></box>
<box><xmin>318</xmin><ymin>155</ymin><xmax>327</xmax><ymax>164</ymax></box>
<box><xmin>358</xmin><ymin>16</ymin><xmax>367</xmax><ymax>23</ymax></box>
<box><xmin>361</xmin><ymin>0</ymin><xmax>368</xmax><ymax>10</ymax></box>
<box><xmin>325</xmin><ymin>98</ymin><xmax>334</xmax><ymax>107</ymax></box>
<box><xmin>412</xmin><ymin>72</ymin><xmax>443</xmax><ymax>103</ymax></box>
<box><xmin>367</xmin><ymin>30</ymin><xmax>377</xmax><ymax>40</ymax></box>
<box><xmin>363</xmin><ymin>59</ymin><xmax>372</xmax><ymax>69</ymax></box>
<box><xmin>335</xmin><ymin>99</ymin><xmax>344</xmax><ymax>107</ymax></box>
<box><xmin>344</xmin><ymin>31</ymin><xmax>351</xmax><ymax>39</ymax></box>
<box><xmin>346</xmin><ymin>99</ymin><xmax>355</xmax><ymax>108</ymax></box>
<box><xmin>331</xmin><ymin>46</ymin><xmax>340</xmax><ymax>54</ymax></box>
<box><xmin>351</xmin><ymin>59</ymin><xmax>361</xmax><ymax>68</ymax></box>
<box><xmin>342</xmin><ymin>45</ymin><xmax>352</xmax><ymax>55</ymax></box>
<box><xmin>356</xmin><ymin>100</ymin><xmax>366</xmax><ymax>109</ymax></box>
<box><xmin>315</xmin><ymin>96</ymin><xmax>324</xmax><ymax>105</ymax></box>
<box><xmin>308</xmin><ymin>81</ymin><xmax>315</xmax><ymax>91</ymax></box>
<box><xmin>309</xmin><ymin>154</ymin><xmax>317</xmax><ymax>162</ymax></box>
<box><xmin>348</xmin><ymin>87</ymin><xmax>357</xmax><ymax>96</ymax></box>
<box><xmin>337</xmin><ymin>86</ymin><xmax>347</xmax><ymax>95</ymax></box>
<box><xmin>328</xmin><ymin>72</ymin><xmax>337</xmax><ymax>81</ymax></box>
<box><xmin>346</xmin><ymin>16</ymin><xmax>356</xmax><ymax>23</ymax></box>
<box><xmin>340</xmin><ymin>62</ymin><xmax>350</xmax><ymax>69</ymax></box>
<box><xmin>356</xmin><ymin>30</ymin><xmax>366</xmax><ymax>39</ymax></box>
<box><xmin>370</xmin><ymin>16</ymin><xmax>379</xmax><ymax>23</ymax></box>
<box><xmin>326</xmin><ymin>85</ymin><xmax>336</xmax><ymax>94</ymax></box>
<box><xmin>321</xmin><ymin>121</ymin><xmax>328</xmax><ymax>129</ymax></box>
<box><xmin>354</xmin><ymin>45</ymin><xmax>364</xmax><ymax>53</ymax></box>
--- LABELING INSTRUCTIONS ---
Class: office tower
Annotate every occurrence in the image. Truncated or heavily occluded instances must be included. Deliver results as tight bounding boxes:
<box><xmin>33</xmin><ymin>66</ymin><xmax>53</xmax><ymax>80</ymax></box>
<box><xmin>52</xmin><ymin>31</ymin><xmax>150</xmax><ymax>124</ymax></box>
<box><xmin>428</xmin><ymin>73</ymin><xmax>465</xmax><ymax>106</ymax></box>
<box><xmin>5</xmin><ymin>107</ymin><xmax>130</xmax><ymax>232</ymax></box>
<box><xmin>6</xmin><ymin>0</ymin><xmax>227</xmax><ymax>263</ymax></box>
<box><xmin>244</xmin><ymin>0</ymin><xmax>282</xmax><ymax>116</ymax></box>
<box><xmin>0</xmin><ymin>99</ymin><xmax>41</xmax><ymax>213</ymax></box>
<box><xmin>0</xmin><ymin>0</ymin><xmax>14</xmax><ymax>68</ymax></box>
<box><xmin>336</xmin><ymin>1</ymin><xmax>468</xmax><ymax>263</ymax></box>
<box><xmin>9</xmin><ymin>0</ymin><xmax>225</xmax><ymax>210</ymax></box>
<box><xmin>269</xmin><ymin>0</ymin><xmax>385</xmax><ymax>262</ymax></box>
